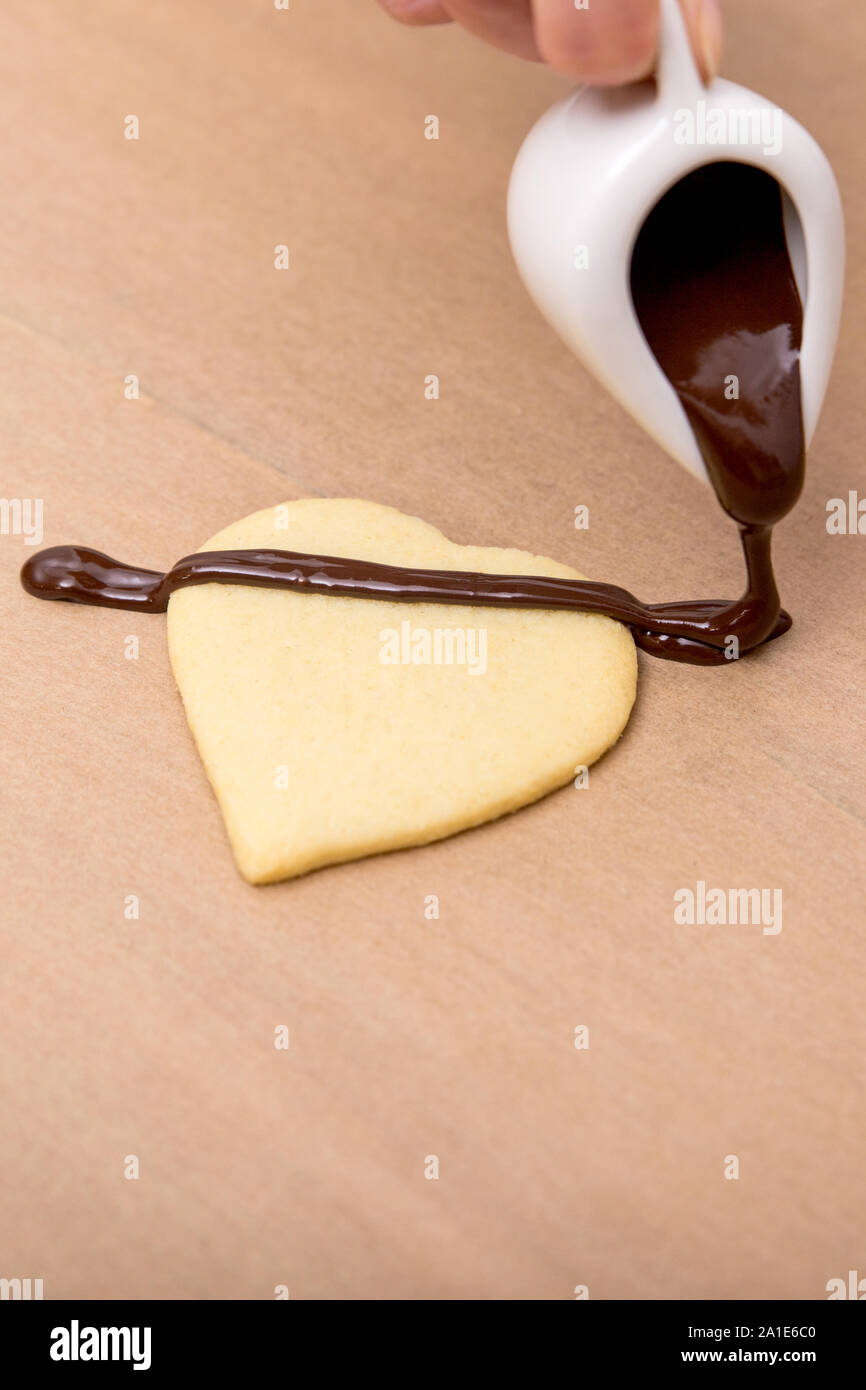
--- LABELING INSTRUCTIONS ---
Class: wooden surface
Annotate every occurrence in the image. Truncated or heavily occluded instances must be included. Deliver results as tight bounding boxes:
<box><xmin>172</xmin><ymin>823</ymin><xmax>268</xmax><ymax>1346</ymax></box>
<box><xmin>1</xmin><ymin>0</ymin><xmax>864</xmax><ymax>1300</ymax></box>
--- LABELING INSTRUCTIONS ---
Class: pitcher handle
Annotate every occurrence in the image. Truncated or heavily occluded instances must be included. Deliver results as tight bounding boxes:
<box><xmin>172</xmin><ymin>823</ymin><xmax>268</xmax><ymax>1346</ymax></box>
<box><xmin>657</xmin><ymin>0</ymin><xmax>706</xmax><ymax>107</ymax></box>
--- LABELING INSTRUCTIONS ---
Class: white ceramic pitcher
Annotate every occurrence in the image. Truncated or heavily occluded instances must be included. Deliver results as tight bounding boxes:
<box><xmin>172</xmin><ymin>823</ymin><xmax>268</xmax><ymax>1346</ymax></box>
<box><xmin>507</xmin><ymin>0</ymin><xmax>845</xmax><ymax>484</ymax></box>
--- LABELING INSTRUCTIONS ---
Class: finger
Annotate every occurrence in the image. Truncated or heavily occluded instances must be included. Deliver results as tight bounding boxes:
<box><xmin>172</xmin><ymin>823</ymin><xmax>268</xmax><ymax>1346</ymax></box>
<box><xmin>533</xmin><ymin>0</ymin><xmax>658</xmax><ymax>85</ymax></box>
<box><xmin>377</xmin><ymin>0</ymin><xmax>454</xmax><ymax>26</ymax></box>
<box><xmin>533</xmin><ymin>0</ymin><xmax>723</xmax><ymax>87</ymax></box>
<box><xmin>437</xmin><ymin>0</ymin><xmax>542</xmax><ymax>62</ymax></box>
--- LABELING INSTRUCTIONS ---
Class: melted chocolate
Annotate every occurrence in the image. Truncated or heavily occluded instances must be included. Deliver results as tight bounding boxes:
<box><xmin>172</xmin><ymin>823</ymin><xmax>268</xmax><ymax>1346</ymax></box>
<box><xmin>18</xmin><ymin>540</ymin><xmax>789</xmax><ymax>666</ymax></box>
<box><xmin>630</xmin><ymin>161</ymin><xmax>804</xmax><ymax>656</ymax></box>
<box><xmin>20</xmin><ymin>162</ymin><xmax>806</xmax><ymax>666</ymax></box>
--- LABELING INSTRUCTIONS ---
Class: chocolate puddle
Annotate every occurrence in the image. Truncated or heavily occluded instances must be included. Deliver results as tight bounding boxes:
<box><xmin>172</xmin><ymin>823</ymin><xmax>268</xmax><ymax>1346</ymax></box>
<box><xmin>20</xmin><ymin>162</ymin><xmax>806</xmax><ymax>667</ymax></box>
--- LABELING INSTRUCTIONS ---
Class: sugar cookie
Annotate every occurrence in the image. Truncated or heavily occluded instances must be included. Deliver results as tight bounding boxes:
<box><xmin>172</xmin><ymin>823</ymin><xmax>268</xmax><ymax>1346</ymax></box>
<box><xmin>165</xmin><ymin>499</ymin><xmax>636</xmax><ymax>883</ymax></box>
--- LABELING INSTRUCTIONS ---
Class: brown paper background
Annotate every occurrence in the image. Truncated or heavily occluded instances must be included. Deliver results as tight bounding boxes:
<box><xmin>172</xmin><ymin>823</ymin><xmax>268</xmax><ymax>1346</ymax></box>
<box><xmin>1</xmin><ymin>0</ymin><xmax>864</xmax><ymax>1300</ymax></box>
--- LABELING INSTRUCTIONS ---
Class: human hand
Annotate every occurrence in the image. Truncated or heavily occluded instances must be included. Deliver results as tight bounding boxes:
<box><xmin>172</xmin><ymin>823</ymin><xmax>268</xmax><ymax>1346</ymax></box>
<box><xmin>378</xmin><ymin>0</ymin><xmax>723</xmax><ymax>86</ymax></box>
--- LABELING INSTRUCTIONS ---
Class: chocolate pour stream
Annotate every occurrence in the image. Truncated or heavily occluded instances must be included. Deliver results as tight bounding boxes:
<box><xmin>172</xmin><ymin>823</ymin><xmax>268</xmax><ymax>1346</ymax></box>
<box><xmin>20</xmin><ymin>163</ymin><xmax>805</xmax><ymax>668</ymax></box>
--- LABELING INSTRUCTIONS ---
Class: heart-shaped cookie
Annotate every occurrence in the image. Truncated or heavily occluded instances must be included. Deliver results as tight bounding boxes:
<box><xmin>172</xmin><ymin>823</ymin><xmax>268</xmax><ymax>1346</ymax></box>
<box><xmin>166</xmin><ymin>500</ymin><xmax>636</xmax><ymax>883</ymax></box>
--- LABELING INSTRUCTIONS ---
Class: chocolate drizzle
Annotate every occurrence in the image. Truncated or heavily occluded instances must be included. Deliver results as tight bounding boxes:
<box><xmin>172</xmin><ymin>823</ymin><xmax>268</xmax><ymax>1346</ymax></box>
<box><xmin>20</xmin><ymin>162</ymin><xmax>807</xmax><ymax>667</ymax></box>
<box><xmin>21</xmin><ymin>540</ymin><xmax>790</xmax><ymax>666</ymax></box>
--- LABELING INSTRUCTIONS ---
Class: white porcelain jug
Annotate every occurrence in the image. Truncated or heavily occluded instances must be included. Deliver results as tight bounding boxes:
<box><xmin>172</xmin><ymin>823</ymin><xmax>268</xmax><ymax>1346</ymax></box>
<box><xmin>507</xmin><ymin>0</ymin><xmax>845</xmax><ymax>484</ymax></box>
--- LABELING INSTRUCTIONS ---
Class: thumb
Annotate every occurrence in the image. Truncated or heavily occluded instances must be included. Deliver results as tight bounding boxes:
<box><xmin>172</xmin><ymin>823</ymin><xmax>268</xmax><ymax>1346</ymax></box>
<box><xmin>536</xmin><ymin>0</ymin><xmax>723</xmax><ymax>87</ymax></box>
